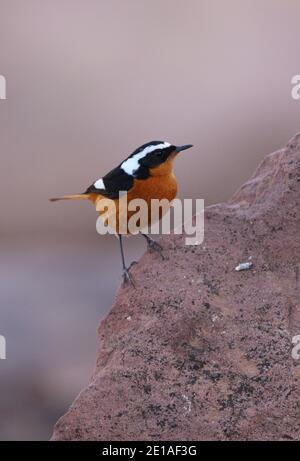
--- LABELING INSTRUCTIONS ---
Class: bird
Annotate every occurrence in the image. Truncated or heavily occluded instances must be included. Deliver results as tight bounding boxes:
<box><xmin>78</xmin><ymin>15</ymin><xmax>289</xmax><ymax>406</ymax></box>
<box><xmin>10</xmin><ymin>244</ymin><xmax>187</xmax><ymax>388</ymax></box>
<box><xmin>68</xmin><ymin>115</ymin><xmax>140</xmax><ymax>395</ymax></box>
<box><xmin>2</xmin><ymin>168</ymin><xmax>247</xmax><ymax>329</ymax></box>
<box><xmin>50</xmin><ymin>141</ymin><xmax>193</xmax><ymax>286</ymax></box>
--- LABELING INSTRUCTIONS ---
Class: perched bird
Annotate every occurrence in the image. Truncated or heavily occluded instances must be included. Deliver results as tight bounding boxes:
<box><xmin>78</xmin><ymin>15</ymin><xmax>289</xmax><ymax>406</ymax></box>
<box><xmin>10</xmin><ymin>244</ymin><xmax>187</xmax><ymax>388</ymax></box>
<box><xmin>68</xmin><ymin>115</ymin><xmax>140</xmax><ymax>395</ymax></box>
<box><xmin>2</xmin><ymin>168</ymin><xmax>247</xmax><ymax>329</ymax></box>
<box><xmin>50</xmin><ymin>141</ymin><xmax>193</xmax><ymax>286</ymax></box>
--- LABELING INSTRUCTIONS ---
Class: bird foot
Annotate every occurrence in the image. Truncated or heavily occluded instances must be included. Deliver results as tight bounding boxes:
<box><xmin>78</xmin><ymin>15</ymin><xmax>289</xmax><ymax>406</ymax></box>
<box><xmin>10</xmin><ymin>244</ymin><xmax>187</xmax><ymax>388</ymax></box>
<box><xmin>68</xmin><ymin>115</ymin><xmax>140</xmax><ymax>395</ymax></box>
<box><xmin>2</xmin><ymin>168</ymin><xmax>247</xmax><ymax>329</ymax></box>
<box><xmin>147</xmin><ymin>238</ymin><xmax>164</xmax><ymax>260</ymax></box>
<box><xmin>122</xmin><ymin>267</ymin><xmax>136</xmax><ymax>287</ymax></box>
<box><xmin>128</xmin><ymin>260</ymin><xmax>137</xmax><ymax>269</ymax></box>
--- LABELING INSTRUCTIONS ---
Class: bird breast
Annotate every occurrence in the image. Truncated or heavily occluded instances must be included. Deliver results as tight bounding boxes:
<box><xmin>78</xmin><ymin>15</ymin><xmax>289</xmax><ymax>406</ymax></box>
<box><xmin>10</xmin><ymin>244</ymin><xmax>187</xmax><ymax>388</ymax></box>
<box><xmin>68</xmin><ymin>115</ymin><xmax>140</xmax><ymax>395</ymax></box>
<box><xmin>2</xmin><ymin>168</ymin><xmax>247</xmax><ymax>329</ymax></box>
<box><xmin>94</xmin><ymin>171</ymin><xmax>178</xmax><ymax>235</ymax></box>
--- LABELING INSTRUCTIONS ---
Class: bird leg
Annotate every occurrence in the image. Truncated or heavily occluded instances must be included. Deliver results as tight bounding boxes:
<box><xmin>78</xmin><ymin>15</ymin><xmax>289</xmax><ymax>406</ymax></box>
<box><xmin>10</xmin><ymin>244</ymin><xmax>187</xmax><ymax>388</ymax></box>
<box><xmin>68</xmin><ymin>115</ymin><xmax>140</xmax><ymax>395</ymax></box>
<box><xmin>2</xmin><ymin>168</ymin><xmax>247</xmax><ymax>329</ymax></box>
<box><xmin>141</xmin><ymin>233</ymin><xmax>164</xmax><ymax>260</ymax></box>
<box><xmin>118</xmin><ymin>235</ymin><xmax>135</xmax><ymax>287</ymax></box>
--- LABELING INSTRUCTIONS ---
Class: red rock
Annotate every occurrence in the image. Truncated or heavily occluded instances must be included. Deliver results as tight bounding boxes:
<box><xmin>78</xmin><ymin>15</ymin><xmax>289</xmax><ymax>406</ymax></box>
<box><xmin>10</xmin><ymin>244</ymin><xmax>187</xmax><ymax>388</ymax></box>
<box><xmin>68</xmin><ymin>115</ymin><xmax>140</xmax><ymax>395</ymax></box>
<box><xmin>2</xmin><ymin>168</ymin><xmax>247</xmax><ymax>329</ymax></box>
<box><xmin>52</xmin><ymin>134</ymin><xmax>300</xmax><ymax>441</ymax></box>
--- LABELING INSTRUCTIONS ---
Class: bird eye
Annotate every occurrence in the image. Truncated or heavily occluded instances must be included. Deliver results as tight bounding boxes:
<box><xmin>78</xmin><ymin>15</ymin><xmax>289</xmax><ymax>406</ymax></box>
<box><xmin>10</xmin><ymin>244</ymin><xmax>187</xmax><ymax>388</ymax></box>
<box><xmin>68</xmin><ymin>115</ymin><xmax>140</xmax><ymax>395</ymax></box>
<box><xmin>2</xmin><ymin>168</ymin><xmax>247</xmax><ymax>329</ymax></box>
<box><xmin>156</xmin><ymin>150</ymin><xmax>163</xmax><ymax>156</ymax></box>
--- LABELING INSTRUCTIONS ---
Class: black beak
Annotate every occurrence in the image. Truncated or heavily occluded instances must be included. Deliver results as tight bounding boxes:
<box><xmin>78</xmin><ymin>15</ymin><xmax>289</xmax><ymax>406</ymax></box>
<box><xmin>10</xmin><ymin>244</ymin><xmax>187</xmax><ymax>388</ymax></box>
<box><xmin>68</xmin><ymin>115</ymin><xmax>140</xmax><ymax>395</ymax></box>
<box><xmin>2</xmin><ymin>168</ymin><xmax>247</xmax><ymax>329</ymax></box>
<box><xmin>175</xmin><ymin>144</ymin><xmax>193</xmax><ymax>152</ymax></box>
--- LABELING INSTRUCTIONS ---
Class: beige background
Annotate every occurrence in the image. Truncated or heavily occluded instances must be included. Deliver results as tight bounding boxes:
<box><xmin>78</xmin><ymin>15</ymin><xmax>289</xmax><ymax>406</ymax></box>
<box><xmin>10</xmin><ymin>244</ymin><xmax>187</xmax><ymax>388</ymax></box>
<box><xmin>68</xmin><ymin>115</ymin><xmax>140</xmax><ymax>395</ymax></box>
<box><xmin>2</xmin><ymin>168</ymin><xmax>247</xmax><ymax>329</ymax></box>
<box><xmin>0</xmin><ymin>0</ymin><xmax>300</xmax><ymax>440</ymax></box>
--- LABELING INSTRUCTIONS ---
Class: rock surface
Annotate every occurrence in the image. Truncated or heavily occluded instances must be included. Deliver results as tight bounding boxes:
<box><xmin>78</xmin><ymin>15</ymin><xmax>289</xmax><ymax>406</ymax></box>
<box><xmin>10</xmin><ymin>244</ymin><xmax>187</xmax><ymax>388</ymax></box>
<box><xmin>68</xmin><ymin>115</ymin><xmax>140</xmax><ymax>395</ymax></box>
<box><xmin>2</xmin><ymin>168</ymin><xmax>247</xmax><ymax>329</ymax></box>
<box><xmin>52</xmin><ymin>134</ymin><xmax>300</xmax><ymax>441</ymax></box>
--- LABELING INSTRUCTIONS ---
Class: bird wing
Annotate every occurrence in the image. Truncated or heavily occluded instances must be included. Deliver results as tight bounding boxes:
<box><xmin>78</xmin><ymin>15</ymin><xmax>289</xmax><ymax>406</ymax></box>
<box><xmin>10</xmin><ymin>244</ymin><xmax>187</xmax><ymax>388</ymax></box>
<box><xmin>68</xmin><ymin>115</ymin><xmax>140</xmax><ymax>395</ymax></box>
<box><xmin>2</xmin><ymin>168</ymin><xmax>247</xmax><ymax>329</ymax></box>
<box><xmin>85</xmin><ymin>165</ymin><xmax>134</xmax><ymax>199</ymax></box>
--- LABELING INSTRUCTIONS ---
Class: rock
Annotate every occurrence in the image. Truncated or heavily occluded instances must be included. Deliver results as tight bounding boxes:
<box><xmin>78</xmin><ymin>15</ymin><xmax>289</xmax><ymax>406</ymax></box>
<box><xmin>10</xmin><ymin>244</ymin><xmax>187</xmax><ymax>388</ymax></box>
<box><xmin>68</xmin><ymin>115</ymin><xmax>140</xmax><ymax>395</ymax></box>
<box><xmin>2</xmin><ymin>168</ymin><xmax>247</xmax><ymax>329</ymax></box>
<box><xmin>52</xmin><ymin>134</ymin><xmax>300</xmax><ymax>441</ymax></box>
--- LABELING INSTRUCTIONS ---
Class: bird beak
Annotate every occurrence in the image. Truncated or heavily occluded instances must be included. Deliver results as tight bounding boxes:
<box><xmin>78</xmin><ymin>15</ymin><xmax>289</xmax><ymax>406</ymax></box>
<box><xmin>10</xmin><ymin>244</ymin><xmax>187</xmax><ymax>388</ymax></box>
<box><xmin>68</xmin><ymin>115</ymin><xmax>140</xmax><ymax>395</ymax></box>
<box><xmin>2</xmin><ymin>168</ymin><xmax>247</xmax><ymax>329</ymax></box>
<box><xmin>175</xmin><ymin>144</ymin><xmax>193</xmax><ymax>153</ymax></box>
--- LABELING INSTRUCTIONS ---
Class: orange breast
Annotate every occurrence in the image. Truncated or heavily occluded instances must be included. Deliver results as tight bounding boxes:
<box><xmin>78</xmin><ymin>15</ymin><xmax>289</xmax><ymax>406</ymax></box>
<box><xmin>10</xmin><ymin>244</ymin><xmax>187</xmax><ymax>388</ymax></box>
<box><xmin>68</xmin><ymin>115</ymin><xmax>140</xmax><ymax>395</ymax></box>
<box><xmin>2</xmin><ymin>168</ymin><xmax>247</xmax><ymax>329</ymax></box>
<box><xmin>92</xmin><ymin>160</ymin><xmax>178</xmax><ymax>234</ymax></box>
<box><xmin>127</xmin><ymin>172</ymin><xmax>177</xmax><ymax>205</ymax></box>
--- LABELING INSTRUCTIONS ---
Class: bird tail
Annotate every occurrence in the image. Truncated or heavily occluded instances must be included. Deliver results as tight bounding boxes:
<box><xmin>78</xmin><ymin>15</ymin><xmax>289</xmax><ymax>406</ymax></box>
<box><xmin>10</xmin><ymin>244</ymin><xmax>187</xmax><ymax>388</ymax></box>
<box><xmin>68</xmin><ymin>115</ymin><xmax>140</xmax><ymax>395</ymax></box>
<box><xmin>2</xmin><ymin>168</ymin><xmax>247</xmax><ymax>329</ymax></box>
<box><xmin>49</xmin><ymin>194</ymin><xmax>89</xmax><ymax>202</ymax></box>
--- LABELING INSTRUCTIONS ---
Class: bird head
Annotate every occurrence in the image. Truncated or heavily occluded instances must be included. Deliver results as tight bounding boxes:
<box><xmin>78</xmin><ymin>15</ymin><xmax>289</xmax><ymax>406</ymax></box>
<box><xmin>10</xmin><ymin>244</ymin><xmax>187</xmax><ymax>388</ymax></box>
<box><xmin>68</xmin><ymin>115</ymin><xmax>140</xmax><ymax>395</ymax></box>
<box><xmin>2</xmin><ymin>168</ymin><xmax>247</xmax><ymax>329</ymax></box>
<box><xmin>121</xmin><ymin>141</ymin><xmax>193</xmax><ymax>178</ymax></box>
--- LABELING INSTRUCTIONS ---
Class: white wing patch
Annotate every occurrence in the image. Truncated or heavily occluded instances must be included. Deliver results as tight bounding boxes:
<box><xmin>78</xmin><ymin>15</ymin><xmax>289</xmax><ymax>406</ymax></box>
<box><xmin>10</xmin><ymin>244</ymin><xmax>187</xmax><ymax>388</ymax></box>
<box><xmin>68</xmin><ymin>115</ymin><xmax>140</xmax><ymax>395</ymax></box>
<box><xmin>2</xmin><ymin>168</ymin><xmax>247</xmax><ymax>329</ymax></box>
<box><xmin>94</xmin><ymin>178</ymin><xmax>105</xmax><ymax>190</ymax></box>
<box><xmin>121</xmin><ymin>142</ymin><xmax>171</xmax><ymax>175</ymax></box>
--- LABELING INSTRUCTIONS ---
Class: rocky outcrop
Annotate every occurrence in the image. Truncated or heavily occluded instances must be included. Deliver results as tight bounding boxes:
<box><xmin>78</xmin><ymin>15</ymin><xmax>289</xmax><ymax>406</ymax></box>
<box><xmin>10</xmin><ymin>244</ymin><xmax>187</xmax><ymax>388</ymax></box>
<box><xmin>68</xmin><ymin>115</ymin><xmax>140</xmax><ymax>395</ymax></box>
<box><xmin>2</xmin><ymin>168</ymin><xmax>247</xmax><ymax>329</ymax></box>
<box><xmin>52</xmin><ymin>134</ymin><xmax>300</xmax><ymax>441</ymax></box>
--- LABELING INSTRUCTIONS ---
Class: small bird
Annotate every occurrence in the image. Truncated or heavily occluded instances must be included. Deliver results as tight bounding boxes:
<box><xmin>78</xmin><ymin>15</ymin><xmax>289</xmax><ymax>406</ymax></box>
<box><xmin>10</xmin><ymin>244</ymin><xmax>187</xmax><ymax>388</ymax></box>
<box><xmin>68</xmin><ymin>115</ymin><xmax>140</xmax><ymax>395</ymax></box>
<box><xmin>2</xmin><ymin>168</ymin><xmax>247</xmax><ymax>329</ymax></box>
<box><xmin>50</xmin><ymin>141</ymin><xmax>193</xmax><ymax>285</ymax></box>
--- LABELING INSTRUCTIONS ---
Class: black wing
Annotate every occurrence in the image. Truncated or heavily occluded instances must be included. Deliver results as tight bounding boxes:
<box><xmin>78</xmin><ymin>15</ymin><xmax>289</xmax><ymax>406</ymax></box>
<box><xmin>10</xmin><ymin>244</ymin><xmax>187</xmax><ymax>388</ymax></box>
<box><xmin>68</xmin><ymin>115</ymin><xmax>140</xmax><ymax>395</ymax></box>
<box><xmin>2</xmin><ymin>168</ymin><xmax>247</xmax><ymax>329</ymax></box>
<box><xmin>85</xmin><ymin>165</ymin><xmax>134</xmax><ymax>199</ymax></box>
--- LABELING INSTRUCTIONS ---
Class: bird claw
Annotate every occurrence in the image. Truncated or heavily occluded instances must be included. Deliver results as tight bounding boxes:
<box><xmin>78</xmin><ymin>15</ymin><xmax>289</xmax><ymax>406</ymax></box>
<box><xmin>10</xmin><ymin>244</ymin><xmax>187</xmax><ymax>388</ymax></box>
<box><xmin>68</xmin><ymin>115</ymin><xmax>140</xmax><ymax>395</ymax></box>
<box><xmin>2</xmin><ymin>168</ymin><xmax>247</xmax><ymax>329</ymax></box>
<box><xmin>147</xmin><ymin>239</ymin><xmax>164</xmax><ymax>260</ymax></box>
<box><xmin>128</xmin><ymin>260</ymin><xmax>138</xmax><ymax>269</ymax></box>
<box><xmin>122</xmin><ymin>267</ymin><xmax>136</xmax><ymax>287</ymax></box>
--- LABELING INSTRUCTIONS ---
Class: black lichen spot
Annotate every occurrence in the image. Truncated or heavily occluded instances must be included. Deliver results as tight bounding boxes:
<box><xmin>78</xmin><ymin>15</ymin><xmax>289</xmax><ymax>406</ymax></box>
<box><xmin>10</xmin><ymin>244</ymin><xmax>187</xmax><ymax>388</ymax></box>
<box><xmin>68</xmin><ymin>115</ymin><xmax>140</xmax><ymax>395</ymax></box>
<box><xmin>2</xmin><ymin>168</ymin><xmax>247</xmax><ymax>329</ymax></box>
<box><xmin>143</xmin><ymin>384</ymin><xmax>152</xmax><ymax>394</ymax></box>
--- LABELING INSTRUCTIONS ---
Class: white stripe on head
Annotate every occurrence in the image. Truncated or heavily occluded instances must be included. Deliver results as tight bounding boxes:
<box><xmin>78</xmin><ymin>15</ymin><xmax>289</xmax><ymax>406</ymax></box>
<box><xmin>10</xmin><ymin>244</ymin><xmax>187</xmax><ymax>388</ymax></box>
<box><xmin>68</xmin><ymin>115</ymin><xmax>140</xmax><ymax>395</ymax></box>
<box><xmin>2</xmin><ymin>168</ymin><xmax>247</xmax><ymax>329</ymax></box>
<box><xmin>121</xmin><ymin>142</ymin><xmax>171</xmax><ymax>175</ymax></box>
<box><xmin>94</xmin><ymin>178</ymin><xmax>105</xmax><ymax>189</ymax></box>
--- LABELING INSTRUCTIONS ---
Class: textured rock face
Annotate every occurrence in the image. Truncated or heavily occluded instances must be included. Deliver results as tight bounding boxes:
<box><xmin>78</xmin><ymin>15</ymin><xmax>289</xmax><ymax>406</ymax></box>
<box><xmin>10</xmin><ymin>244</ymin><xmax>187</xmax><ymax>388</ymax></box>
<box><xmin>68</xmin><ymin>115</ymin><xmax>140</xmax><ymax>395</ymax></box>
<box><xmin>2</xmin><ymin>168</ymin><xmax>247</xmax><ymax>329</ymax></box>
<box><xmin>52</xmin><ymin>134</ymin><xmax>300</xmax><ymax>441</ymax></box>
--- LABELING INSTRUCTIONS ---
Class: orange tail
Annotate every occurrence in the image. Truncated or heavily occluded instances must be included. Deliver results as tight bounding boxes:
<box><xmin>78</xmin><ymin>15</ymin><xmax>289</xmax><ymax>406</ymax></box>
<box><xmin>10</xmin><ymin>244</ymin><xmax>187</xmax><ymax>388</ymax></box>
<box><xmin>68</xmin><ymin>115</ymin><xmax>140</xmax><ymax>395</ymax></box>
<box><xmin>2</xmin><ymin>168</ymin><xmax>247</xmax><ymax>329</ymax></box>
<box><xmin>49</xmin><ymin>194</ymin><xmax>89</xmax><ymax>202</ymax></box>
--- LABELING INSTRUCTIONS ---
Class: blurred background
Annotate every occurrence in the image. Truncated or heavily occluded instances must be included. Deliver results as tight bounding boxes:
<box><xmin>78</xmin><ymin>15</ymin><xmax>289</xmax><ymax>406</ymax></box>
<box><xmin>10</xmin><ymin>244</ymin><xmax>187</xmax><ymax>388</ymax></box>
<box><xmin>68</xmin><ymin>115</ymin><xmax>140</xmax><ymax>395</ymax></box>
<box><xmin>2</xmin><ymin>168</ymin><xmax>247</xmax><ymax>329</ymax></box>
<box><xmin>0</xmin><ymin>0</ymin><xmax>300</xmax><ymax>440</ymax></box>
